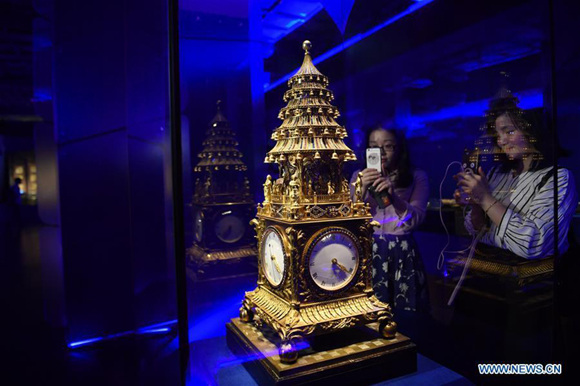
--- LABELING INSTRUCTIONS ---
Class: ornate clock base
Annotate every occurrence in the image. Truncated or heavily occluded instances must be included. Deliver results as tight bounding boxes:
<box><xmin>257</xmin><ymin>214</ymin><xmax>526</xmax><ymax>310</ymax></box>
<box><xmin>226</xmin><ymin>317</ymin><xmax>416</xmax><ymax>385</ymax></box>
<box><xmin>239</xmin><ymin>287</ymin><xmax>396</xmax><ymax>364</ymax></box>
<box><xmin>278</xmin><ymin>340</ymin><xmax>298</xmax><ymax>364</ymax></box>
<box><xmin>239</xmin><ymin>304</ymin><xmax>254</xmax><ymax>323</ymax></box>
<box><xmin>239</xmin><ymin>301</ymin><xmax>299</xmax><ymax>363</ymax></box>
<box><xmin>380</xmin><ymin>320</ymin><xmax>398</xmax><ymax>339</ymax></box>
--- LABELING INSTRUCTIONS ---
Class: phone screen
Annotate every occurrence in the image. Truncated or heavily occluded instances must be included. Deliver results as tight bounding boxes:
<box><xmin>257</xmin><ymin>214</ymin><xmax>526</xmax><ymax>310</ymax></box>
<box><xmin>366</xmin><ymin>148</ymin><xmax>382</xmax><ymax>173</ymax></box>
<box><xmin>462</xmin><ymin>148</ymin><xmax>479</xmax><ymax>174</ymax></box>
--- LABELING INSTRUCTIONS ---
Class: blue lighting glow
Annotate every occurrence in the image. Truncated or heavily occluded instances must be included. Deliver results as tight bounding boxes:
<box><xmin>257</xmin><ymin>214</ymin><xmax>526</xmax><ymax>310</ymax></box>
<box><xmin>262</xmin><ymin>2</ymin><xmax>324</xmax><ymax>43</ymax></box>
<box><xmin>67</xmin><ymin>319</ymin><xmax>177</xmax><ymax>349</ymax></box>
<box><xmin>140</xmin><ymin>319</ymin><xmax>178</xmax><ymax>329</ymax></box>
<box><xmin>349</xmin><ymin>90</ymin><xmax>544</xmax><ymax>143</ymax></box>
<box><xmin>31</xmin><ymin>89</ymin><xmax>53</xmax><ymax>102</ymax></box>
<box><xmin>68</xmin><ymin>337</ymin><xmax>105</xmax><ymax>348</ymax></box>
<box><xmin>264</xmin><ymin>0</ymin><xmax>436</xmax><ymax>92</ymax></box>
<box><xmin>189</xmin><ymin>289</ymin><xmax>250</xmax><ymax>342</ymax></box>
<box><xmin>393</xmin><ymin>90</ymin><xmax>543</xmax><ymax>139</ymax></box>
<box><xmin>138</xmin><ymin>327</ymin><xmax>171</xmax><ymax>334</ymax></box>
<box><xmin>215</xmin><ymin>339</ymin><xmax>311</xmax><ymax>370</ymax></box>
<box><xmin>414</xmin><ymin>90</ymin><xmax>543</xmax><ymax>123</ymax></box>
<box><xmin>459</xmin><ymin>48</ymin><xmax>541</xmax><ymax>73</ymax></box>
<box><xmin>285</xmin><ymin>19</ymin><xmax>304</xmax><ymax>29</ymax></box>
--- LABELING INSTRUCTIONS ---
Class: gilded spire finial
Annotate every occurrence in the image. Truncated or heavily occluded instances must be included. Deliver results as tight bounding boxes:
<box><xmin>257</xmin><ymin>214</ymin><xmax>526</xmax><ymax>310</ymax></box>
<box><xmin>294</xmin><ymin>39</ymin><xmax>322</xmax><ymax>77</ymax></box>
<box><xmin>302</xmin><ymin>40</ymin><xmax>312</xmax><ymax>55</ymax></box>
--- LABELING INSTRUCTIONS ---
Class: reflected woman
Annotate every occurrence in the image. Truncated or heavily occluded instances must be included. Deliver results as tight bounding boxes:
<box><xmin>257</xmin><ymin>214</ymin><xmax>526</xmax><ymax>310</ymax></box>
<box><xmin>350</xmin><ymin>125</ymin><xmax>429</xmax><ymax>312</ymax></box>
<box><xmin>456</xmin><ymin>95</ymin><xmax>577</xmax><ymax>259</ymax></box>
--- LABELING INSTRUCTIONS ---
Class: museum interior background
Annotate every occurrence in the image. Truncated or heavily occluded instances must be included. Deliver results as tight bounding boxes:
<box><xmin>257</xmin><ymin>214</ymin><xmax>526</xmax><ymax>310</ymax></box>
<box><xmin>1</xmin><ymin>0</ymin><xmax>579</xmax><ymax>384</ymax></box>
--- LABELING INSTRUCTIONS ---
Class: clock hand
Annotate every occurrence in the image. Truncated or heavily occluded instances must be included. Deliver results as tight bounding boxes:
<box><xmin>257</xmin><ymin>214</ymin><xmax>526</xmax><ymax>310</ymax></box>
<box><xmin>331</xmin><ymin>258</ymin><xmax>349</xmax><ymax>274</ymax></box>
<box><xmin>271</xmin><ymin>254</ymin><xmax>282</xmax><ymax>274</ymax></box>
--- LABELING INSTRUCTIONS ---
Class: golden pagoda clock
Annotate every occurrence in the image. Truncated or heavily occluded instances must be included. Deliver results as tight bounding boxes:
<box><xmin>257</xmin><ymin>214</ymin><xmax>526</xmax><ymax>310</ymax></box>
<box><xmin>238</xmin><ymin>41</ymin><xmax>396</xmax><ymax>363</ymax></box>
<box><xmin>187</xmin><ymin>101</ymin><xmax>257</xmax><ymax>278</ymax></box>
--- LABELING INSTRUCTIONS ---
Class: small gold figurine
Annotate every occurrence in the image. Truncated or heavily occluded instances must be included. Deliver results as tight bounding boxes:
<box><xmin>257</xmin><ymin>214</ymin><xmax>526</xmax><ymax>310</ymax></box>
<box><xmin>263</xmin><ymin>175</ymin><xmax>272</xmax><ymax>203</ymax></box>
<box><xmin>289</xmin><ymin>174</ymin><xmax>300</xmax><ymax>207</ymax></box>
<box><xmin>342</xmin><ymin>179</ymin><xmax>349</xmax><ymax>193</ymax></box>
<box><xmin>327</xmin><ymin>181</ymin><xmax>334</xmax><ymax>195</ymax></box>
<box><xmin>354</xmin><ymin>172</ymin><xmax>363</xmax><ymax>202</ymax></box>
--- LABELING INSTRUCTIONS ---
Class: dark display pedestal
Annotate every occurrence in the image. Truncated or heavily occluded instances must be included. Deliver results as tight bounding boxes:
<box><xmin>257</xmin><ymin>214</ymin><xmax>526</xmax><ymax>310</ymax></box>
<box><xmin>226</xmin><ymin>318</ymin><xmax>416</xmax><ymax>385</ymax></box>
<box><xmin>445</xmin><ymin>246</ymin><xmax>554</xmax><ymax>325</ymax></box>
<box><xmin>437</xmin><ymin>245</ymin><xmax>555</xmax><ymax>373</ymax></box>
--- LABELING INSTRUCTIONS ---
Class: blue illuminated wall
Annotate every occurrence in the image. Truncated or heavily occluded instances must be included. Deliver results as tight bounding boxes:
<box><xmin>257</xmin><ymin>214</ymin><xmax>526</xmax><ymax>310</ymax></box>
<box><xmin>38</xmin><ymin>0</ymin><xmax>177</xmax><ymax>344</ymax></box>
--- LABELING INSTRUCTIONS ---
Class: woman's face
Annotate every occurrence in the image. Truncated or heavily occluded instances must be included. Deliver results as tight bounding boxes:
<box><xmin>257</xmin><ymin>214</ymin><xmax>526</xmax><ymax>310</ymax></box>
<box><xmin>494</xmin><ymin>113</ymin><xmax>531</xmax><ymax>160</ymax></box>
<box><xmin>369</xmin><ymin>129</ymin><xmax>398</xmax><ymax>170</ymax></box>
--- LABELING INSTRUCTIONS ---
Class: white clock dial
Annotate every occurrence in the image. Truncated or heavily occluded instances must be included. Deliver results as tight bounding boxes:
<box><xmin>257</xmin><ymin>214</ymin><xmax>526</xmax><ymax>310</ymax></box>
<box><xmin>261</xmin><ymin>228</ymin><xmax>286</xmax><ymax>287</ymax></box>
<box><xmin>194</xmin><ymin>210</ymin><xmax>203</xmax><ymax>242</ymax></box>
<box><xmin>308</xmin><ymin>230</ymin><xmax>359</xmax><ymax>291</ymax></box>
<box><xmin>215</xmin><ymin>213</ymin><xmax>245</xmax><ymax>243</ymax></box>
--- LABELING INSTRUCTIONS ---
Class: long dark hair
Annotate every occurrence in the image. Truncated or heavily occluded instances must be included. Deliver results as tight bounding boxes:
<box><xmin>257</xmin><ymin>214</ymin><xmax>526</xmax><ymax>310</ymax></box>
<box><xmin>485</xmin><ymin>95</ymin><xmax>565</xmax><ymax>172</ymax></box>
<box><xmin>363</xmin><ymin>124</ymin><xmax>414</xmax><ymax>188</ymax></box>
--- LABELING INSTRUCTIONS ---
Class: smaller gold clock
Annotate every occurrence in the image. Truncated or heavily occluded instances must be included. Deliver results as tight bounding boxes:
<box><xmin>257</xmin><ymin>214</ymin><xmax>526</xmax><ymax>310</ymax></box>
<box><xmin>305</xmin><ymin>228</ymin><xmax>361</xmax><ymax>292</ymax></box>
<box><xmin>260</xmin><ymin>226</ymin><xmax>288</xmax><ymax>288</ymax></box>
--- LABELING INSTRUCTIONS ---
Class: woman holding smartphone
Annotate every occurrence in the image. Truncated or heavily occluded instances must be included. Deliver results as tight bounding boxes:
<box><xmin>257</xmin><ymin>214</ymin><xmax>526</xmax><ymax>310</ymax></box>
<box><xmin>455</xmin><ymin>97</ymin><xmax>577</xmax><ymax>260</ymax></box>
<box><xmin>350</xmin><ymin>125</ymin><xmax>429</xmax><ymax>312</ymax></box>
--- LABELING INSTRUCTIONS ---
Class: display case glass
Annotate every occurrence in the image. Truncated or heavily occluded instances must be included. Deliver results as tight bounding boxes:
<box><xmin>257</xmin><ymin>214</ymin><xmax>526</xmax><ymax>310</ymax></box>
<box><xmin>176</xmin><ymin>1</ymin><xmax>580</xmax><ymax>383</ymax></box>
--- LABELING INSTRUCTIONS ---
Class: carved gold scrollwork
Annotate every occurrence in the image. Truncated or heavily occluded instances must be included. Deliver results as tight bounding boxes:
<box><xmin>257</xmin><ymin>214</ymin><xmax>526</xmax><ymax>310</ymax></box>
<box><xmin>369</xmin><ymin>295</ymin><xmax>394</xmax><ymax>322</ymax></box>
<box><xmin>285</xmin><ymin>227</ymin><xmax>306</xmax><ymax>302</ymax></box>
<box><xmin>318</xmin><ymin>317</ymin><xmax>357</xmax><ymax>331</ymax></box>
<box><xmin>250</xmin><ymin>218</ymin><xmax>264</xmax><ymax>241</ymax></box>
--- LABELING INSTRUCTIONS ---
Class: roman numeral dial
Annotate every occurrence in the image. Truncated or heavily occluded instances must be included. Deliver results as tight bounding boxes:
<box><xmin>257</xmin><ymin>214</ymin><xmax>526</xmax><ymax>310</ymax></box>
<box><xmin>306</xmin><ymin>229</ymin><xmax>360</xmax><ymax>291</ymax></box>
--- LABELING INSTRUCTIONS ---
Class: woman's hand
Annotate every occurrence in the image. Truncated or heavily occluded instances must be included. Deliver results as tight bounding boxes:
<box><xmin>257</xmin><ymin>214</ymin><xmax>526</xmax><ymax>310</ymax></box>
<box><xmin>372</xmin><ymin>175</ymin><xmax>394</xmax><ymax>195</ymax></box>
<box><xmin>456</xmin><ymin>166</ymin><xmax>492</xmax><ymax>206</ymax></box>
<box><xmin>360</xmin><ymin>168</ymin><xmax>381</xmax><ymax>191</ymax></box>
<box><xmin>453</xmin><ymin>189</ymin><xmax>468</xmax><ymax>206</ymax></box>
<box><xmin>370</xmin><ymin>173</ymin><xmax>408</xmax><ymax>214</ymax></box>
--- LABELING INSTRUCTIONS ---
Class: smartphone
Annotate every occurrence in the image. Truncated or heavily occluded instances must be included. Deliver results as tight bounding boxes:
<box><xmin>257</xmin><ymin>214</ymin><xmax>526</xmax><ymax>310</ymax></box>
<box><xmin>457</xmin><ymin>148</ymin><xmax>480</xmax><ymax>205</ymax></box>
<box><xmin>461</xmin><ymin>147</ymin><xmax>479</xmax><ymax>174</ymax></box>
<box><xmin>366</xmin><ymin>148</ymin><xmax>391</xmax><ymax>208</ymax></box>
<box><xmin>366</xmin><ymin>148</ymin><xmax>382</xmax><ymax>173</ymax></box>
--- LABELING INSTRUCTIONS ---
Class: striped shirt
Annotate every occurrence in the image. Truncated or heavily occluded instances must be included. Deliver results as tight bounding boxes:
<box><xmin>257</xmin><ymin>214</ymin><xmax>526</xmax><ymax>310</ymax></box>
<box><xmin>465</xmin><ymin>166</ymin><xmax>578</xmax><ymax>259</ymax></box>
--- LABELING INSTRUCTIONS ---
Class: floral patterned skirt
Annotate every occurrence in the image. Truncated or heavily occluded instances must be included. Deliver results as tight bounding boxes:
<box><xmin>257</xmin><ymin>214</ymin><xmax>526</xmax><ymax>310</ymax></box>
<box><xmin>371</xmin><ymin>233</ymin><xmax>429</xmax><ymax>312</ymax></box>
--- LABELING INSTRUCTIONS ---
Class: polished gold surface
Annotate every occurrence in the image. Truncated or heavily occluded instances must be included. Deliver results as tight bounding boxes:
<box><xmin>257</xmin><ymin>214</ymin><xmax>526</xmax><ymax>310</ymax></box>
<box><xmin>240</xmin><ymin>41</ymin><xmax>394</xmax><ymax>363</ymax></box>
<box><xmin>244</xmin><ymin>287</ymin><xmax>392</xmax><ymax>337</ymax></box>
